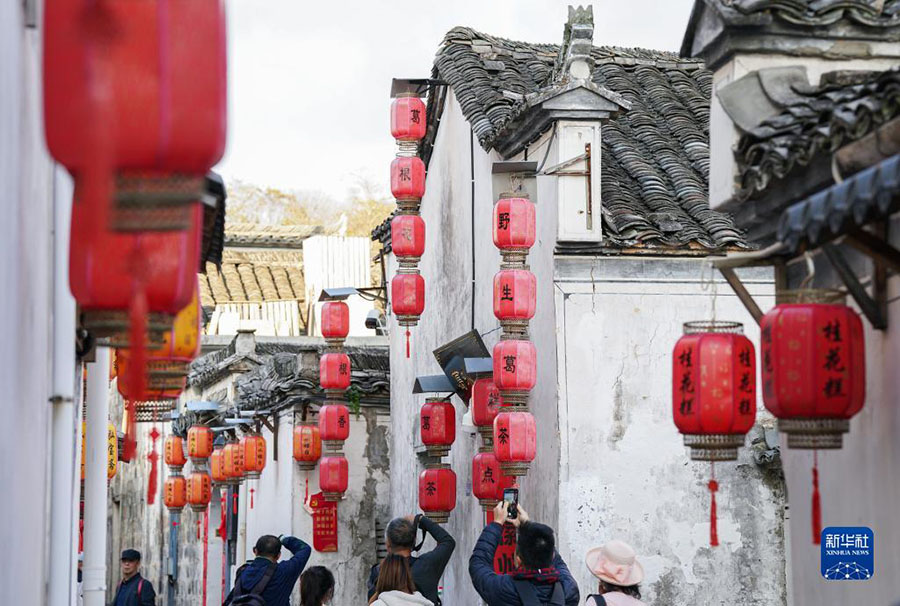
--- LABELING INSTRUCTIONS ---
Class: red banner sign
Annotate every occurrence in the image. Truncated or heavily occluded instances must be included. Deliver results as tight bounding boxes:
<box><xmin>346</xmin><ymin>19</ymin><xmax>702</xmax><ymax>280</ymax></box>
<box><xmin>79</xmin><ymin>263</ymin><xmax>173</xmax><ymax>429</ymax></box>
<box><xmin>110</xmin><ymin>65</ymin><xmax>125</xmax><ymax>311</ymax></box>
<box><xmin>308</xmin><ymin>491</ymin><xmax>338</xmax><ymax>552</ymax></box>
<box><xmin>485</xmin><ymin>511</ymin><xmax>517</xmax><ymax>575</ymax></box>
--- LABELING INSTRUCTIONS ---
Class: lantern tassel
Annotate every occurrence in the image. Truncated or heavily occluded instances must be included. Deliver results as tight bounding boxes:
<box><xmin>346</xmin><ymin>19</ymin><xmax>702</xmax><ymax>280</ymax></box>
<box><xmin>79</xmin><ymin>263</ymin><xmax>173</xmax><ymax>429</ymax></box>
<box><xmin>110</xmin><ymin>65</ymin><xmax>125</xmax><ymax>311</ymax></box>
<box><xmin>708</xmin><ymin>462</ymin><xmax>719</xmax><ymax>547</ymax></box>
<box><xmin>146</xmin><ymin>451</ymin><xmax>158</xmax><ymax>505</ymax></box>
<box><xmin>197</xmin><ymin>517</ymin><xmax>201</xmax><ymax>540</ymax></box>
<box><xmin>250</xmin><ymin>487</ymin><xmax>255</xmax><ymax>510</ymax></box>
<box><xmin>218</xmin><ymin>495</ymin><xmax>226</xmax><ymax>540</ymax></box>
<box><xmin>406</xmin><ymin>328</ymin><xmax>411</xmax><ymax>358</ymax></box>
<box><xmin>233</xmin><ymin>493</ymin><xmax>238</xmax><ymax>515</ymax></box>
<box><xmin>122</xmin><ymin>400</ymin><xmax>137</xmax><ymax>462</ymax></box>
<box><xmin>812</xmin><ymin>451</ymin><xmax>822</xmax><ymax>545</ymax></box>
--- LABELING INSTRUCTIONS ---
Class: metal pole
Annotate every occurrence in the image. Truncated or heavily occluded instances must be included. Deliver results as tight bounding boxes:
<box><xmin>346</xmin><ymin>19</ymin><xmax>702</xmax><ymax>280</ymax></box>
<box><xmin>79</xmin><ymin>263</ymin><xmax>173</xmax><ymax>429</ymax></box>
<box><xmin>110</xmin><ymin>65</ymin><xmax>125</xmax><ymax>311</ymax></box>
<box><xmin>83</xmin><ymin>347</ymin><xmax>110</xmax><ymax>606</ymax></box>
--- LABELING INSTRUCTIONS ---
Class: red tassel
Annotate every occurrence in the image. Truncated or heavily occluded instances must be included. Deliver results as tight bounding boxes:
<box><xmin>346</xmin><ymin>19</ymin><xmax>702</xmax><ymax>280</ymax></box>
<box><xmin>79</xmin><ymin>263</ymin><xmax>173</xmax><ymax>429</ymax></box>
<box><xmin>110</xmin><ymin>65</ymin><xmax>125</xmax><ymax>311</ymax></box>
<box><xmin>250</xmin><ymin>487</ymin><xmax>255</xmax><ymax>510</ymax></box>
<box><xmin>406</xmin><ymin>328</ymin><xmax>411</xmax><ymax>358</ymax></box>
<box><xmin>708</xmin><ymin>479</ymin><xmax>719</xmax><ymax>547</ymax></box>
<box><xmin>217</xmin><ymin>495</ymin><xmax>226</xmax><ymax>540</ymax></box>
<box><xmin>233</xmin><ymin>493</ymin><xmax>238</xmax><ymax>515</ymax></box>
<box><xmin>146</xmin><ymin>427</ymin><xmax>160</xmax><ymax>505</ymax></box>
<box><xmin>812</xmin><ymin>451</ymin><xmax>822</xmax><ymax>545</ymax></box>
<box><xmin>196</xmin><ymin>518</ymin><xmax>201</xmax><ymax>539</ymax></box>
<box><xmin>122</xmin><ymin>400</ymin><xmax>137</xmax><ymax>462</ymax></box>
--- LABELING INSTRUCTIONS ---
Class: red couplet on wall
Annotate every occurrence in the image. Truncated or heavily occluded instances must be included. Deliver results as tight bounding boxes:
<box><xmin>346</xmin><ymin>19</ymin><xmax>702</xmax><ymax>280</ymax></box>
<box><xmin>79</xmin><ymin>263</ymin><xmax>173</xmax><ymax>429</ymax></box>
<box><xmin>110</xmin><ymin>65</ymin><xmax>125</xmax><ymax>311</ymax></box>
<box><xmin>493</xmin><ymin>197</ymin><xmax>536</xmax><ymax>250</ymax></box>
<box><xmin>307</xmin><ymin>491</ymin><xmax>339</xmax><ymax>552</ymax></box>
<box><xmin>390</xmin><ymin>156</ymin><xmax>426</xmax><ymax>201</ymax></box>
<box><xmin>391</xmin><ymin>214</ymin><xmax>426</xmax><ymax>259</ymax></box>
<box><xmin>321</xmin><ymin>302</ymin><xmax>350</xmax><ymax>340</ymax></box>
<box><xmin>492</xmin><ymin>340</ymin><xmax>538</xmax><ymax>392</ymax></box>
<box><xmin>493</xmin><ymin>269</ymin><xmax>537</xmax><ymax>321</ymax></box>
<box><xmin>320</xmin><ymin>353</ymin><xmax>351</xmax><ymax>391</ymax></box>
<box><xmin>390</xmin><ymin>96</ymin><xmax>427</xmax><ymax>142</ymax></box>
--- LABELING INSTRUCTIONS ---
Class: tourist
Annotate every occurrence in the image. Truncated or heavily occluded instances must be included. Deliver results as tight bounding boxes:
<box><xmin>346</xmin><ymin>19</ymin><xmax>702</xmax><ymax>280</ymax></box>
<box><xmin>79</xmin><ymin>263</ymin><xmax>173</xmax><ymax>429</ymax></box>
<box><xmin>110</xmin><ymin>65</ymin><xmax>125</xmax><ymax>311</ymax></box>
<box><xmin>111</xmin><ymin>549</ymin><xmax>156</xmax><ymax>606</ymax></box>
<box><xmin>368</xmin><ymin>514</ymin><xmax>455</xmax><ymax>605</ymax></box>
<box><xmin>224</xmin><ymin>534</ymin><xmax>311</xmax><ymax>606</ymax></box>
<box><xmin>469</xmin><ymin>502</ymin><xmax>580</xmax><ymax>606</ymax></box>
<box><xmin>584</xmin><ymin>540</ymin><xmax>646</xmax><ymax>605</ymax></box>
<box><xmin>299</xmin><ymin>565</ymin><xmax>335</xmax><ymax>606</ymax></box>
<box><xmin>368</xmin><ymin>553</ymin><xmax>434</xmax><ymax>606</ymax></box>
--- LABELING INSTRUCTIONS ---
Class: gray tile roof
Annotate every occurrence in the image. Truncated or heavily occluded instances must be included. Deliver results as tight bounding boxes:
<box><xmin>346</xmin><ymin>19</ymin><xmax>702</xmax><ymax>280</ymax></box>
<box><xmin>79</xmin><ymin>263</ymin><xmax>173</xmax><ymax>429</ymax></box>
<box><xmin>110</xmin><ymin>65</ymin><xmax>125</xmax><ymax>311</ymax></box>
<box><xmin>430</xmin><ymin>27</ymin><xmax>748</xmax><ymax>250</ymax></box>
<box><xmin>724</xmin><ymin>0</ymin><xmax>900</xmax><ymax>28</ymax></box>
<box><xmin>735</xmin><ymin>68</ymin><xmax>900</xmax><ymax>201</ymax></box>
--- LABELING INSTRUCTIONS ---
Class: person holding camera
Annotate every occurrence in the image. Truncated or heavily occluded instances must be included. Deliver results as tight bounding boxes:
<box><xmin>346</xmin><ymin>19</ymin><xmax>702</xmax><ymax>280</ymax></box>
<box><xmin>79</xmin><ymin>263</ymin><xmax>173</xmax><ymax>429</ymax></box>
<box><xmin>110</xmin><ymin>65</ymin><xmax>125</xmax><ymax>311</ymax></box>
<box><xmin>468</xmin><ymin>501</ymin><xmax>580</xmax><ymax>606</ymax></box>
<box><xmin>367</xmin><ymin>514</ymin><xmax>456</xmax><ymax>606</ymax></box>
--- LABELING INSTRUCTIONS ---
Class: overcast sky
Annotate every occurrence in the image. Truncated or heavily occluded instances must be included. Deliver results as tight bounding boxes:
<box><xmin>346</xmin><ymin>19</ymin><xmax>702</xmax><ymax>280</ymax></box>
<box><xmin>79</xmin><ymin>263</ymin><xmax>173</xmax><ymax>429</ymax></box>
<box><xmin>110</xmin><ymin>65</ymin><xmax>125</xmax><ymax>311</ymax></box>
<box><xmin>215</xmin><ymin>0</ymin><xmax>696</xmax><ymax>202</ymax></box>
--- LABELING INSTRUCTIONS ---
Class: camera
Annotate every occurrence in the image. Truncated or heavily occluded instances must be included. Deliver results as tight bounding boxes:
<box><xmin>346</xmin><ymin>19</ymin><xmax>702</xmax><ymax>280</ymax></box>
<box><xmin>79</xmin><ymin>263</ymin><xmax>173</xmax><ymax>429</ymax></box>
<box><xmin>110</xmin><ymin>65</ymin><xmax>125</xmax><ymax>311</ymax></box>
<box><xmin>365</xmin><ymin>309</ymin><xmax>387</xmax><ymax>335</ymax></box>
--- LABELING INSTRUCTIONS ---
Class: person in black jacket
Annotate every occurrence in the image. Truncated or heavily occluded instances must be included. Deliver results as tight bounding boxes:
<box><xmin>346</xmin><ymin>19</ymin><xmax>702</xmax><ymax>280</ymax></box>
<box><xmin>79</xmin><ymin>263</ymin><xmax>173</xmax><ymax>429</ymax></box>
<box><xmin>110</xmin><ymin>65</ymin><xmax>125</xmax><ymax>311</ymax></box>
<box><xmin>110</xmin><ymin>549</ymin><xmax>155</xmax><ymax>606</ymax></box>
<box><xmin>368</xmin><ymin>514</ymin><xmax>455</xmax><ymax>605</ymax></box>
<box><xmin>469</xmin><ymin>502</ymin><xmax>580</xmax><ymax>606</ymax></box>
<box><xmin>225</xmin><ymin>534</ymin><xmax>311</xmax><ymax>606</ymax></box>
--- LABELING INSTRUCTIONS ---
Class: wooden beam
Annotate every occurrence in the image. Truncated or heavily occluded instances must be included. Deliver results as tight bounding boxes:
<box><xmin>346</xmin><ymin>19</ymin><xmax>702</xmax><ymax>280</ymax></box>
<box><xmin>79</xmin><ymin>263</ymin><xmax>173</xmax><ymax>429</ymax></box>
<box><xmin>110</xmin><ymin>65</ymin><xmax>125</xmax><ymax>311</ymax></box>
<box><xmin>843</xmin><ymin>228</ymin><xmax>900</xmax><ymax>274</ymax></box>
<box><xmin>821</xmin><ymin>244</ymin><xmax>887</xmax><ymax>330</ymax></box>
<box><xmin>718</xmin><ymin>267</ymin><xmax>764</xmax><ymax>325</ymax></box>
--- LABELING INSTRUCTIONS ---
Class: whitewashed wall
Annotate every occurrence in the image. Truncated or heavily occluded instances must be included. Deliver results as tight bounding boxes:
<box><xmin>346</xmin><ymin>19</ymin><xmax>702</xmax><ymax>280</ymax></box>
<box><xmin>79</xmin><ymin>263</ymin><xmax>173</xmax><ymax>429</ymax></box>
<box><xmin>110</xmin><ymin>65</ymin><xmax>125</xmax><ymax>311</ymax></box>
<box><xmin>303</xmin><ymin>235</ymin><xmax>373</xmax><ymax>338</ymax></box>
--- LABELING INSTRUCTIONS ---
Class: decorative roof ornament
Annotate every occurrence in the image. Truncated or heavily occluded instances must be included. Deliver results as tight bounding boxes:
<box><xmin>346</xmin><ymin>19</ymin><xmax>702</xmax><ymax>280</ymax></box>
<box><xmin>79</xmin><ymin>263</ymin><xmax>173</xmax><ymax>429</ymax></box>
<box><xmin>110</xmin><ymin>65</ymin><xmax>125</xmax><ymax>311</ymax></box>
<box><xmin>551</xmin><ymin>5</ymin><xmax>596</xmax><ymax>83</ymax></box>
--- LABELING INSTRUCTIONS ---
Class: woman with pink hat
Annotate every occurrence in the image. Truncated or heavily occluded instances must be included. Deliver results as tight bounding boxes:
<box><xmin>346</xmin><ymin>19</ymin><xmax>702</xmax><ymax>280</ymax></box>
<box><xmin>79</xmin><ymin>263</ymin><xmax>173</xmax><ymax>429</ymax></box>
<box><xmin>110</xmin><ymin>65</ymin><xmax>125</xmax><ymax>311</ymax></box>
<box><xmin>584</xmin><ymin>540</ymin><xmax>646</xmax><ymax>605</ymax></box>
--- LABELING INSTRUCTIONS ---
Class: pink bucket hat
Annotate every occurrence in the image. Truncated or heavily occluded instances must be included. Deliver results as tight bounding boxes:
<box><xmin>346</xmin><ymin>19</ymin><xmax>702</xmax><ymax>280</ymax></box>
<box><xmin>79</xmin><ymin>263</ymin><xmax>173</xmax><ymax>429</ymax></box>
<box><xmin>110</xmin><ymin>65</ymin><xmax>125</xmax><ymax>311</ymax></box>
<box><xmin>586</xmin><ymin>540</ymin><xmax>644</xmax><ymax>587</ymax></box>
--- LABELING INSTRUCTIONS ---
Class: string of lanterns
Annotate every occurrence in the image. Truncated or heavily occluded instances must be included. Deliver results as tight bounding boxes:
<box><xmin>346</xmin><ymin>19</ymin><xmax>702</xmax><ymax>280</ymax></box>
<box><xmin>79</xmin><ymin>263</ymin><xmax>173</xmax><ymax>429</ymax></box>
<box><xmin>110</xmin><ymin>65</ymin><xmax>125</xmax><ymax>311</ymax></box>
<box><xmin>419</xmin><ymin>398</ymin><xmax>457</xmax><ymax>524</ymax></box>
<box><xmin>318</xmin><ymin>301</ymin><xmax>351</xmax><ymax>501</ymax></box>
<box><xmin>471</xmin><ymin>379</ymin><xmax>514</xmax><ymax>513</ymax></box>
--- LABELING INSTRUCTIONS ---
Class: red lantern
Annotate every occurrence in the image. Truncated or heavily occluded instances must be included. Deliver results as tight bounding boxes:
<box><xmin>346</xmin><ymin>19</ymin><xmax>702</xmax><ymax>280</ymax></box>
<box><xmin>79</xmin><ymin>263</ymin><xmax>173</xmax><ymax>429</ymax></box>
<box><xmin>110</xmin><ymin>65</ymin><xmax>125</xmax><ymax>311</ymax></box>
<box><xmin>472</xmin><ymin>451</ymin><xmax>513</xmax><ymax>510</ymax></box>
<box><xmin>492</xmin><ymin>339</ymin><xmax>537</xmax><ymax>405</ymax></box>
<box><xmin>493</xmin><ymin>411</ymin><xmax>536</xmax><ymax>477</ymax></box>
<box><xmin>293</xmin><ymin>424</ymin><xmax>322</xmax><ymax>471</ymax></box>
<box><xmin>761</xmin><ymin>304</ymin><xmax>865</xmax><ymax>448</ymax></box>
<box><xmin>164</xmin><ymin>475</ymin><xmax>187</xmax><ymax>513</ymax></box>
<box><xmin>210</xmin><ymin>446</ymin><xmax>228</xmax><ymax>486</ymax></box>
<box><xmin>186</xmin><ymin>471</ymin><xmax>212</xmax><ymax>513</ymax></box>
<box><xmin>241</xmin><ymin>434</ymin><xmax>266</xmax><ymax>480</ymax></box>
<box><xmin>320</xmin><ymin>456</ymin><xmax>349</xmax><ymax>501</ymax></box>
<box><xmin>391</xmin><ymin>96</ymin><xmax>427</xmax><ymax>142</ymax></box>
<box><xmin>164</xmin><ymin>435</ymin><xmax>187</xmax><ymax>471</ymax></box>
<box><xmin>418</xmin><ymin>466</ymin><xmax>456</xmax><ymax>524</ymax></box>
<box><xmin>493</xmin><ymin>269</ymin><xmax>537</xmax><ymax>333</ymax></box>
<box><xmin>321</xmin><ymin>301</ymin><xmax>350</xmax><ymax>342</ymax></box>
<box><xmin>187</xmin><ymin>425</ymin><xmax>214</xmax><ymax>462</ymax></box>
<box><xmin>420</xmin><ymin>398</ymin><xmax>456</xmax><ymax>457</ymax></box>
<box><xmin>391</xmin><ymin>215</ymin><xmax>426</xmax><ymax>264</ymax></box>
<box><xmin>672</xmin><ymin>322</ymin><xmax>757</xmax><ymax>461</ymax></box>
<box><xmin>472</xmin><ymin>379</ymin><xmax>504</xmax><ymax>443</ymax></box>
<box><xmin>493</xmin><ymin>197</ymin><xmax>536</xmax><ymax>256</ymax></box>
<box><xmin>223</xmin><ymin>442</ymin><xmax>245</xmax><ymax>483</ymax></box>
<box><xmin>318</xmin><ymin>404</ymin><xmax>350</xmax><ymax>450</ymax></box>
<box><xmin>320</xmin><ymin>353</ymin><xmax>351</xmax><ymax>392</ymax></box>
<box><xmin>390</xmin><ymin>156</ymin><xmax>426</xmax><ymax>201</ymax></box>
<box><xmin>391</xmin><ymin>273</ymin><xmax>425</xmax><ymax>320</ymax></box>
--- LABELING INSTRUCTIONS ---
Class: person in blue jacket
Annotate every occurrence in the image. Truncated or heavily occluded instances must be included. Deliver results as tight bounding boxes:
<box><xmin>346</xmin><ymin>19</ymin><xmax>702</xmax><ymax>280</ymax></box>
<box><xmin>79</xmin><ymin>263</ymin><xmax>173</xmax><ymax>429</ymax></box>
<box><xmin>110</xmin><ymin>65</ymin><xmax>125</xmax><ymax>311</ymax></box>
<box><xmin>225</xmin><ymin>534</ymin><xmax>312</xmax><ymax>606</ymax></box>
<box><xmin>469</xmin><ymin>501</ymin><xmax>580</xmax><ymax>606</ymax></box>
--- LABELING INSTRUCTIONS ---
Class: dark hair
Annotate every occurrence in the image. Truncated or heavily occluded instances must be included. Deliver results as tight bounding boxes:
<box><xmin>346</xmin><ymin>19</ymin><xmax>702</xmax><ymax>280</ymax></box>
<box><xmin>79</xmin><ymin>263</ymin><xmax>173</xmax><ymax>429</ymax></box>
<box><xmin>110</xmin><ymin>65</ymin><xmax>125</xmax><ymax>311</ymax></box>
<box><xmin>300</xmin><ymin>566</ymin><xmax>335</xmax><ymax>606</ymax></box>
<box><xmin>254</xmin><ymin>535</ymin><xmax>282</xmax><ymax>559</ymax></box>
<box><xmin>369</xmin><ymin>554</ymin><xmax>415</xmax><ymax>604</ymax></box>
<box><xmin>516</xmin><ymin>522</ymin><xmax>556</xmax><ymax>569</ymax></box>
<box><xmin>600</xmin><ymin>580</ymin><xmax>642</xmax><ymax>599</ymax></box>
<box><xmin>386</xmin><ymin>517</ymin><xmax>416</xmax><ymax>551</ymax></box>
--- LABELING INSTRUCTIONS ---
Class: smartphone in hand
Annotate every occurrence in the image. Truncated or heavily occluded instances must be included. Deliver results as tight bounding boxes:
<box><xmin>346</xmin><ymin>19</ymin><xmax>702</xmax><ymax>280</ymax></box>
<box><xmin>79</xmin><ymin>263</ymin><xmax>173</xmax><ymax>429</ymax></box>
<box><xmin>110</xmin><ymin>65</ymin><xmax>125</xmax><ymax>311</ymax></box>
<box><xmin>503</xmin><ymin>488</ymin><xmax>519</xmax><ymax>520</ymax></box>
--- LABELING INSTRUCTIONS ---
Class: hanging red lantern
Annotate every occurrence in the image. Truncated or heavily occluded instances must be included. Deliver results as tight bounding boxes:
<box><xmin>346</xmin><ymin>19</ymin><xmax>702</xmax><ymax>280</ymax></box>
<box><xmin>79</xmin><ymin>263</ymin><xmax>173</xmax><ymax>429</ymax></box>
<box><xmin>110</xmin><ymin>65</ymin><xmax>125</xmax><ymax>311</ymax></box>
<box><xmin>186</xmin><ymin>471</ymin><xmax>212</xmax><ymax>513</ymax></box>
<box><xmin>420</xmin><ymin>398</ymin><xmax>456</xmax><ymax>458</ymax></box>
<box><xmin>391</xmin><ymin>215</ymin><xmax>426</xmax><ymax>264</ymax></box>
<box><xmin>293</xmin><ymin>424</ymin><xmax>322</xmax><ymax>471</ymax></box>
<box><xmin>390</xmin><ymin>156</ymin><xmax>426</xmax><ymax>201</ymax></box>
<box><xmin>493</xmin><ymin>411</ymin><xmax>536</xmax><ymax>477</ymax></box>
<box><xmin>493</xmin><ymin>269</ymin><xmax>537</xmax><ymax>335</ymax></box>
<box><xmin>493</xmin><ymin>196</ymin><xmax>536</xmax><ymax>261</ymax></box>
<box><xmin>672</xmin><ymin>322</ymin><xmax>757</xmax><ymax>461</ymax></box>
<box><xmin>320</xmin><ymin>456</ymin><xmax>349</xmax><ymax>502</ymax></box>
<box><xmin>320</xmin><ymin>353</ymin><xmax>351</xmax><ymax>392</ymax></box>
<box><xmin>187</xmin><ymin>425</ymin><xmax>214</xmax><ymax>462</ymax></box>
<box><xmin>223</xmin><ymin>442</ymin><xmax>245</xmax><ymax>483</ymax></box>
<box><xmin>418</xmin><ymin>466</ymin><xmax>456</xmax><ymax>524</ymax></box>
<box><xmin>492</xmin><ymin>339</ymin><xmax>537</xmax><ymax>406</ymax></box>
<box><xmin>164</xmin><ymin>475</ymin><xmax>187</xmax><ymax>513</ymax></box>
<box><xmin>241</xmin><ymin>434</ymin><xmax>266</xmax><ymax>480</ymax></box>
<box><xmin>321</xmin><ymin>301</ymin><xmax>350</xmax><ymax>343</ymax></box>
<box><xmin>391</xmin><ymin>96</ymin><xmax>427</xmax><ymax>142</ymax></box>
<box><xmin>164</xmin><ymin>435</ymin><xmax>187</xmax><ymax>471</ymax></box>
<box><xmin>210</xmin><ymin>445</ymin><xmax>228</xmax><ymax>486</ymax></box>
<box><xmin>392</xmin><ymin>272</ymin><xmax>425</xmax><ymax>358</ymax></box>
<box><xmin>472</xmin><ymin>450</ymin><xmax>514</xmax><ymax>510</ymax></box>
<box><xmin>472</xmin><ymin>378</ymin><xmax>504</xmax><ymax>444</ymax></box>
<box><xmin>318</xmin><ymin>404</ymin><xmax>350</xmax><ymax>450</ymax></box>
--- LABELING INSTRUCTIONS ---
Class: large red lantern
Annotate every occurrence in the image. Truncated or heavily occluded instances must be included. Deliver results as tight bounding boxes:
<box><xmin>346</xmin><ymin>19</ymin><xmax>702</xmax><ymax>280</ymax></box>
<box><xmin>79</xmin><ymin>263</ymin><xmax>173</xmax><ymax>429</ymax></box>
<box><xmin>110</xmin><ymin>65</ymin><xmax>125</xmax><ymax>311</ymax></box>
<box><xmin>210</xmin><ymin>446</ymin><xmax>228</xmax><ymax>486</ymax></box>
<box><xmin>186</xmin><ymin>471</ymin><xmax>212</xmax><ymax>513</ymax></box>
<box><xmin>492</xmin><ymin>339</ymin><xmax>537</xmax><ymax>406</ymax></box>
<box><xmin>672</xmin><ymin>322</ymin><xmax>757</xmax><ymax>461</ymax></box>
<box><xmin>472</xmin><ymin>450</ymin><xmax>513</xmax><ymax>510</ymax></box>
<box><xmin>472</xmin><ymin>378</ymin><xmax>504</xmax><ymax>444</ymax></box>
<box><xmin>493</xmin><ymin>411</ymin><xmax>537</xmax><ymax>477</ymax></box>
<box><xmin>390</xmin><ymin>156</ymin><xmax>426</xmax><ymax>201</ymax></box>
<box><xmin>187</xmin><ymin>425</ymin><xmax>214</xmax><ymax>462</ymax></box>
<box><xmin>493</xmin><ymin>269</ymin><xmax>537</xmax><ymax>335</ymax></box>
<box><xmin>293</xmin><ymin>424</ymin><xmax>322</xmax><ymax>471</ymax></box>
<box><xmin>761</xmin><ymin>303</ymin><xmax>865</xmax><ymax>448</ymax></box>
<box><xmin>223</xmin><ymin>442</ymin><xmax>244</xmax><ymax>483</ymax></box>
<box><xmin>420</xmin><ymin>398</ymin><xmax>456</xmax><ymax>458</ymax></box>
<box><xmin>391</xmin><ymin>96</ymin><xmax>427</xmax><ymax>142</ymax></box>
<box><xmin>391</xmin><ymin>273</ymin><xmax>426</xmax><ymax>320</ymax></box>
<box><xmin>164</xmin><ymin>435</ymin><xmax>187</xmax><ymax>471</ymax></box>
<box><xmin>418</xmin><ymin>466</ymin><xmax>456</xmax><ymax>524</ymax></box>
<box><xmin>493</xmin><ymin>197</ymin><xmax>536</xmax><ymax>261</ymax></box>
<box><xmin>321</xmin><ymin>302</ymin><xmax>350</xmax><ymax>344</ymax></box>
<box><xmin>241</xmin><ymin>434</ymin><xmax>266</xmax><ymax>480</ymax></box>
<box><xmin>320</xmin><ymin>353</ymin><xmax>351</xmax><ymax>392</ymax></box>
<box><xmin>320</xmin><ymin>456</ymin><xmax>349</xmax><ymax>501</ymax></box>
<box><xmin>164</xmin><ymin>475</ymin><xmax>187</xmax><ymax>513</ymax></box>
<box><xmin>319</xmin><ymin>404</ymin><xmax>350</xmax><ymax>450</ymax></box>
<box><xmin>391</xmin><ymin>215</ymin><xmax>426</xmax><ymax>265</ymax></box>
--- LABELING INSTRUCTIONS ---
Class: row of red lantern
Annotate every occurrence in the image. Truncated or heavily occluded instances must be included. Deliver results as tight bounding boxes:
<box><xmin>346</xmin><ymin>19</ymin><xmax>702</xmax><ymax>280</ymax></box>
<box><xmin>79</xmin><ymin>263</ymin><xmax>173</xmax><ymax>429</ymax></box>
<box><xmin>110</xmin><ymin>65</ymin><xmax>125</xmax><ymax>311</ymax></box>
<box><xmin>418</xmin><ymin>398</ymin><xmax>458</xmax><ymax>524</ymax></box>
<box><xmin>319</xmin><ymin>301</ymin><xmax>351</xmax><ymax>501</ymax></box>
<box><xmin>291</xmin><ymin>422</ymin><xmax>349</xmax><ymax>501</ymax></box>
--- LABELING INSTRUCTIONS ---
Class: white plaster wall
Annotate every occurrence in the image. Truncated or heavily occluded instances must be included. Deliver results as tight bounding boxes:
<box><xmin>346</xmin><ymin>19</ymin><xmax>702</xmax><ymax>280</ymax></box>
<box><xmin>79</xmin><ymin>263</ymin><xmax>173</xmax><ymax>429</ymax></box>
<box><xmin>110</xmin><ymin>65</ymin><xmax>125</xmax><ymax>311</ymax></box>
<box><xmin>554</xmin><ymin>257</ymin><xmax>784</xmax><ymax>605</ymax></box>
<box><xmin>784</xmin><ymin>273</ymin><xmax>900</xmax><ymax>606</ymax></box>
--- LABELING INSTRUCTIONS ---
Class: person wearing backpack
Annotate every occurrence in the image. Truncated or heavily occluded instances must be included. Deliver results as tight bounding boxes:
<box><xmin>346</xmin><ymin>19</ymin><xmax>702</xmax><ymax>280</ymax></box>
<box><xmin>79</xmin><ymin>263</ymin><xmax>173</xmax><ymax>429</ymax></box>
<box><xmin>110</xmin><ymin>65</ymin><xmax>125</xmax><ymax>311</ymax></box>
<box><xmin>224</xmin><ymin>534</ymin><xmax>311</xmax><ymax>606</ymax></box>
<box><xmin>469</xmin><ymin>501</ymin><xmax>580</xmax><ymax>606</ymax></box>
<box><xmin>584</xmin><ymin>540</ymin><xmax>646</xmax><ymax>606</ymax></box>
<box><xmin>110</xmin><ymin>549</ymin><xmax>156</xmax><ymax>606</ymax></box>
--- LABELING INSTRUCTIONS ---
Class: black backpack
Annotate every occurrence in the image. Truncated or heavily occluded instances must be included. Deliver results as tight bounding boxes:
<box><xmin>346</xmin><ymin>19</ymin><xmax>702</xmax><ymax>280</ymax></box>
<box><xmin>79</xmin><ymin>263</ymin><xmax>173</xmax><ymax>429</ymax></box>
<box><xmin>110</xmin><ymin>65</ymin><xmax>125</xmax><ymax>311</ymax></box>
<box><xmin>513</xmin><ymin>580</ymin><xmax>565</xmax><ymax>606</ymax></box>
<box><xmin>224</xmin><ymin>561</ymin><xmax>277</xmax><ymax>606</ymax></box>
